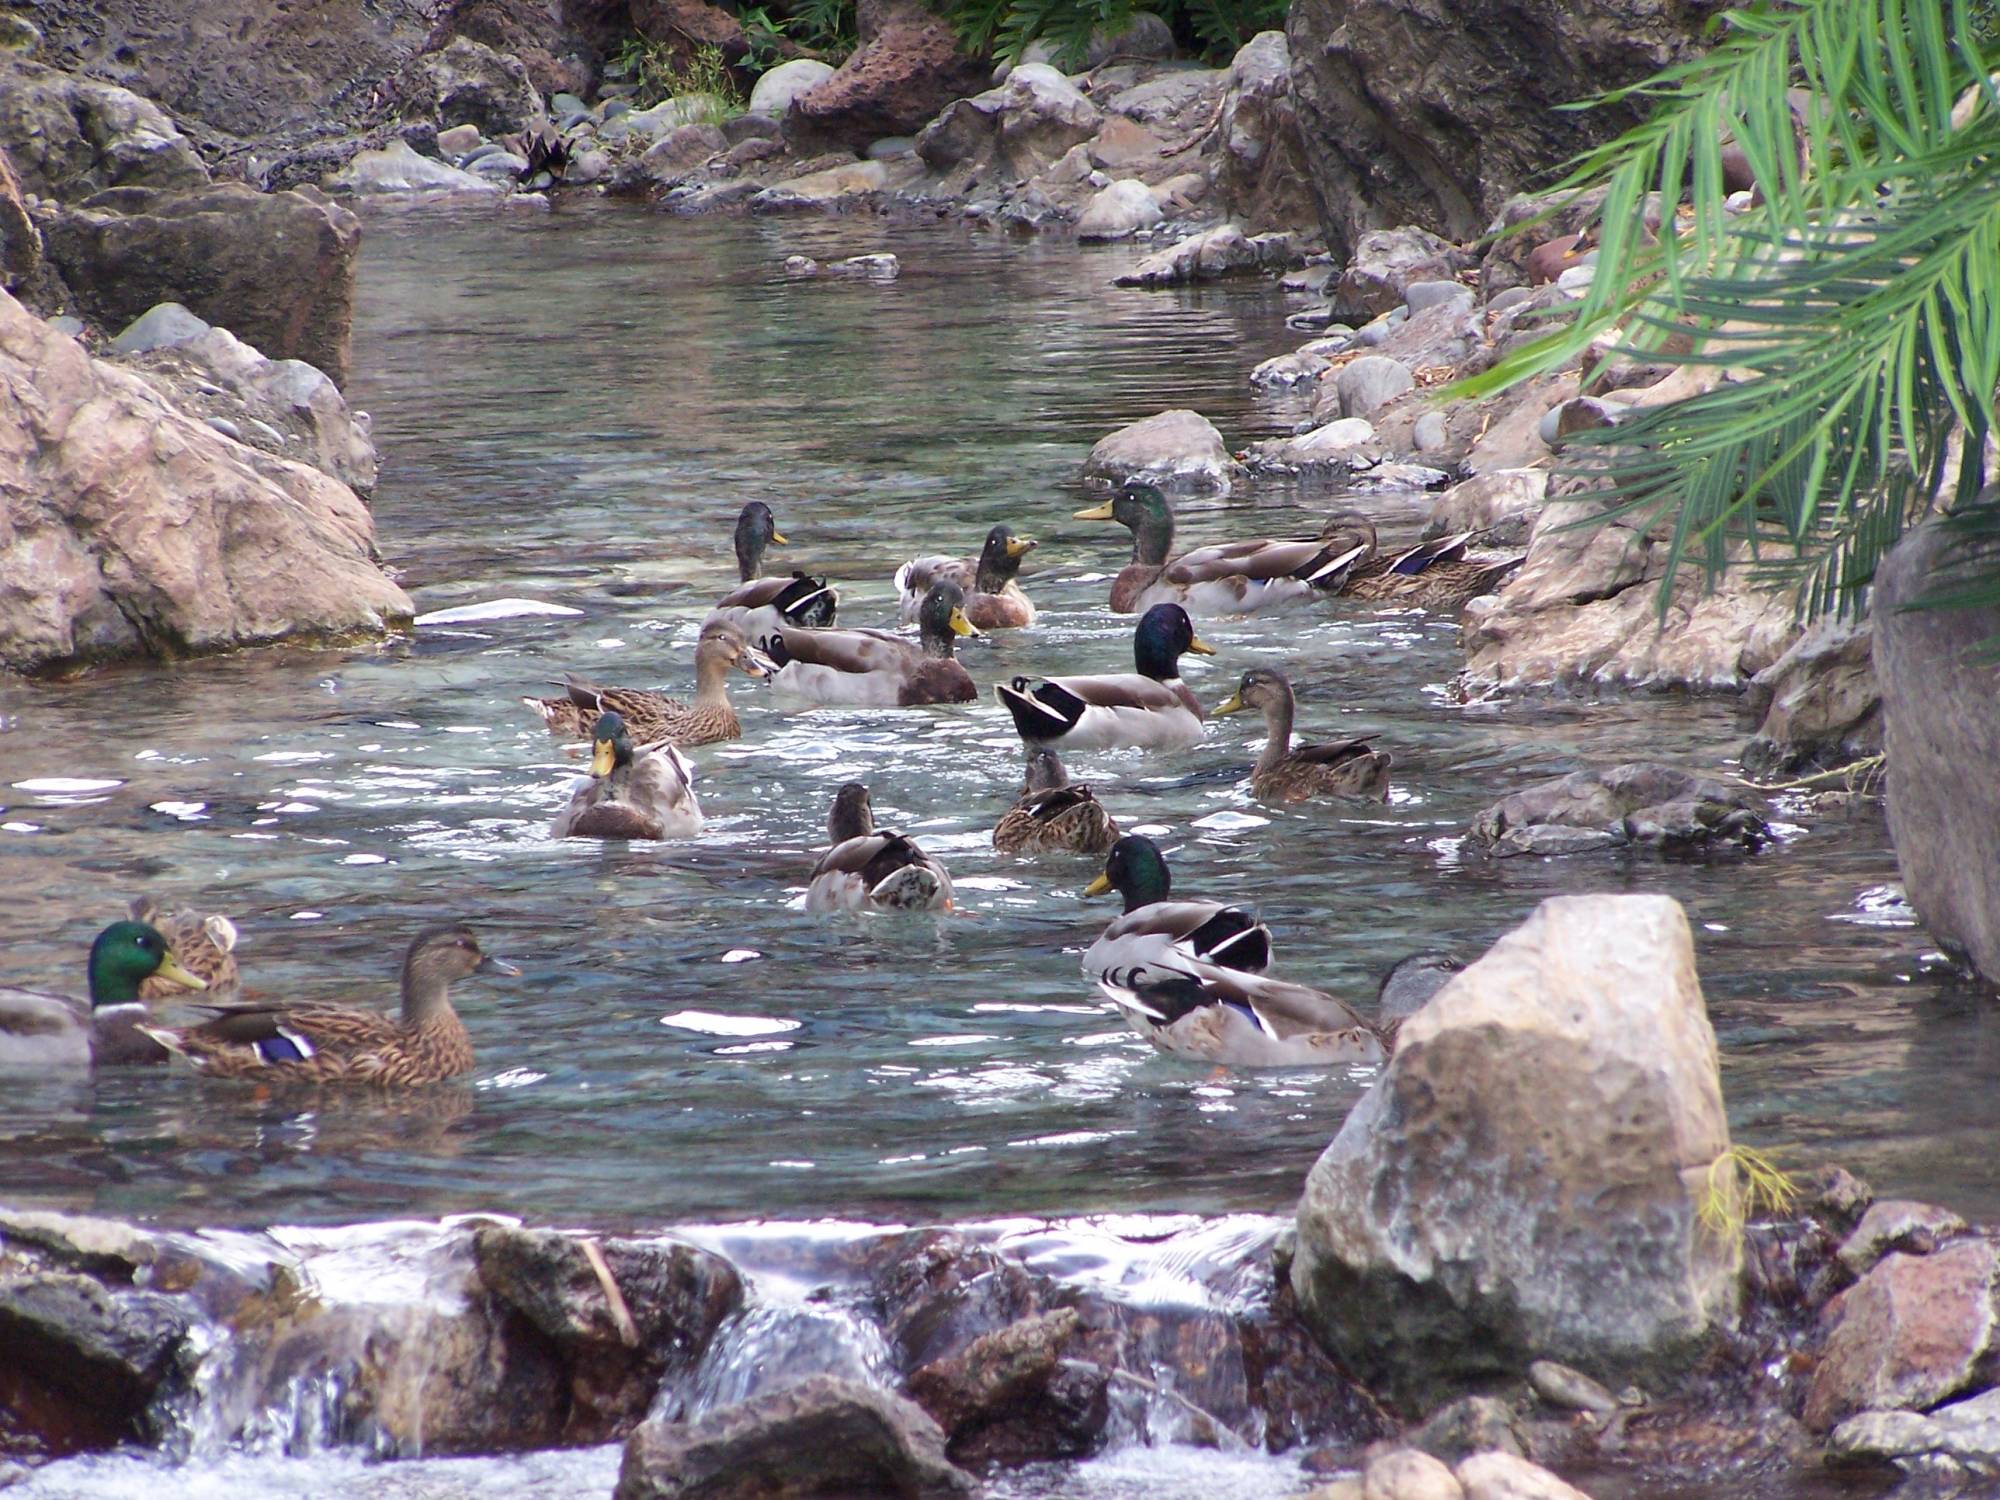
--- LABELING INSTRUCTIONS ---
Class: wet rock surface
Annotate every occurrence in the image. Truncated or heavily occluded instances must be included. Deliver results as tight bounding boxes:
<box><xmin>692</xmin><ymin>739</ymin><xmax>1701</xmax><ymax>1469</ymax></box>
<box><xmin>616</xmin><ymin>1374</ymin><xmax>976</xmax><ymax>1499</ymax></box>
<box><xmin>1873</xmin><ymin>514</ymin><xmax>2000</xmax><ymax>988</ymax></box>
<box><xmin>1467</xmin><ymin>763</ymin><xmax>1770</xmax><ymax>857</ymax></box>
<box><xmin>42</xmin><ymin>181</ymin><xmax>360</xmax><ymax>385</ymax></box>
<box><xmin>0</xmin><ymin>59</ymin><xmax>208</xmax><ymax>202</ymax></box>
<box><xmin>1741</xmin><ymin>617</ymin><xmax>1882</xmax><ymax>779</ymax></box>
<box><xmin>1293</xmin><ymin>894</ymin><xmax>1740</xmax><ymax>1408</ymax></box>
<box><xmin>0</xmin><ymin>289</ymin><xmax>409</xmax><ymax>674</ymax></box>
<box><xmin>1082</xmin><ymin>407</ymin><xmax>1241</xmax><ymax>494</ymax></box>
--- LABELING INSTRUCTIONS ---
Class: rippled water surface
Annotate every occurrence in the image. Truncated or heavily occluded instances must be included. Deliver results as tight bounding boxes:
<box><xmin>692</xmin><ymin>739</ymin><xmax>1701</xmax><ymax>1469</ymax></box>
<box><xmin>0</xmin><ymin>203</ymin><xmax>1991</xmax><ymax>1233</ymax></box>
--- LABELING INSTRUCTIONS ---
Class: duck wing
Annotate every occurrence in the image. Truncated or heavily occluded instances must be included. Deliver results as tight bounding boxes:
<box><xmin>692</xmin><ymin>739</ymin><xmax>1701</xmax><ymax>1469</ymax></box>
<box><xmin>1100</xmin><ymin>960</ymin><xmax>1386</xmax><ymax>1066</ymax></box>
<box><xmin>894</xmin><ymin>556</ymin><xmax>975</xmax><ymax>622</ymax></box>
<box><xmin>1084</xmin><ymin>900</ymin><xmax>1272</xmax><ymax>977</ymax></box>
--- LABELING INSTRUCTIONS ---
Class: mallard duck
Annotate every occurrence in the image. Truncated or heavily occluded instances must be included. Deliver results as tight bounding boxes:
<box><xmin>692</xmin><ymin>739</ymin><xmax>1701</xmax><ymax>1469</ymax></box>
<box><xmin>525</xmin><ymin>624</ymin><xmax>774</xmax><ymax>747</ymax></box>
<box><xmin>1376</xmin><ymin>950</ymin><xmax>1466</xmax><ymax>1029</ymax></box>
<box><xmin>769</xmin><ymin>579</ymin><xmax>980</xmax><ymax>707</ymax></box>
<box><xmin>995</xmin><ymin>603</ymin><xmax>1211</xmax><ymax>751</ymax></box>
<box><xmin>895</xmin><ymin>524</ymin><xmax>1039</xmax><ymax>630</ymax></box>
<box><xmin>1073</xmin><ymin>482</ymin><xmax>1370</xmax><ymax>616</ymax></box>
<box><xmin>992</xmin><ymin>749</ymin><xmax>1120</xmax><ymax>855</ymax></box>
<box><xmin>1212</xmin><ymin>667</ymin><xmax>1392</xmax><ymax>803</ymax></box>
<box><xmin>702</xmin><ymin>501</ymin><xmax>838</xmax><ymax>641</ymax></box>
<box><xmin>551</xmin><ymin>711</ymin><xmax>704</xmax><ymax>840</ymax></box>
<box><xmin>805</xmin><ymin>783</ymin><xmax>954</xmax><ymax>912</ymax></box>
<box><xmin>0</xmin><ymin>920</ymin><xmax>207</xmax><ymax>1069</ymax></box>
<box><xmin>129</xmin><ymin>896</ymin><xmax>239</xmax><ymax>998</ymax></box>
<box><xmin>1325</xmin><ymin>514</ymin><xmax>1524</xmax><ymax>612</ymax></box>
<box><xmin>139</xmin><ymin>925</ymin><xmax>516</xmax><ymax>1085</ymax></box>
<box><xmin>1080</xmin><ymin>834</ymin><xmax>1271</xmax><ymax>979</ymax></box>
<box><xmin>1096</xmin><ymin>959</ymin><xmax>1388</xmax><ymax>1067</ymax></box>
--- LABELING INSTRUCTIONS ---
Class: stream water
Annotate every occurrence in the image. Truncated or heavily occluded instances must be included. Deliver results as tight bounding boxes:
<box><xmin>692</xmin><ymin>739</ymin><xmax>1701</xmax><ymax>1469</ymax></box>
<box><xmin>0</xmin><ymin>201</ymin><xmax>1988</xmax><ymax>1495</ymax></box>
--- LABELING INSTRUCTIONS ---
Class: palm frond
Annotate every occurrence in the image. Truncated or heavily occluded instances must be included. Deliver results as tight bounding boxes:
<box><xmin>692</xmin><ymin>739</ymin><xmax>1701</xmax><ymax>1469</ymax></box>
<box><xmin>1456</xmin><ymin>0</ymin><xmax>2000</xmax><ymax>618</ymax></box>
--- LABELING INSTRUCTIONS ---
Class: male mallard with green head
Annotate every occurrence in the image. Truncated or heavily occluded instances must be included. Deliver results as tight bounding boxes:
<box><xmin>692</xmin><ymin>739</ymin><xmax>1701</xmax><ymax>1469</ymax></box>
<box><xmin>996</xmin><ymin>603</ymin><xmax>1212</xmax><ymax>752</ymax></box>
<box><xmin>0</xmin><ymin>920</ymin><xmax>207</xmax><ymax>1069</ymax></box>
<box><xmin>140</xmin><ymin>925</ymin><xmax>516</xmax><ymax>1086</ymax></box>
<box><xmin>806</xmin><ymin>782</ymin><xmax>955</xmax><ymax>912</ymax></box>
<box><xmin>1073</xmin><ymin>482</ymin><xmax>1370</xmax><ymax>616</ymax></box>
<box><xmin>553</xmin><ymin>710</ymin><xmax>704</xmax><ymax>840</ymax></box>
<box><xmin>525</xmin><ymin>623</ymin><xmax>775</xmax><ymax>748</ymax></box>
<box><xmin>1080</xmin><ymin>834</ymin><xmax>1271</xmax><ymax>979</ymax></box>
<box><xmin>992</xmin><ymin>749</ymin><xmax>1120</xmax><ymax>855</ymax></box>
<box><xmin>1213</xmin><ymin>667</ymin><xmax>1392</xmax><ymax>803</ymax></box>
<box><xmin>702</xmin><ymin>501</ymin><xmax>838</xmax><ymax>642</ymax></box>
<box><xmin>768</xmin><ymin>580</ymin><xmax>981</xmax><ymax>707</ymax></box>
<box><xmin>896</xmin><ymin>523</ymin><xmax>1040</xmax><ymax>630</ymax></box>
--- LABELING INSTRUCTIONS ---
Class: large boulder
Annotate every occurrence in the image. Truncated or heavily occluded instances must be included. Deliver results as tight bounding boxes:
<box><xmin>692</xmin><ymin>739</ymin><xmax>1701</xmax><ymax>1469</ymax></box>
<box><xmin>0</xmin><ymin>1273</ymin><xmax>193</xmax><ymax>1452</ymax></box>
<box><xmin>0</xmin><ymin>144</ymin><xmax>39</xmax><ymax>292</ymax></box>
<box><xmin>1740</xmin><ymin>617</ymin><xmax>1881</xmax><ymax>778</ymax></box>
<box><xmin>1333</xmin><ymin>227</ymin><xmax>1472</xmax><ymax>322</ymax></box>
<box><xmin>109</xmin><ymin>304</ymin><xmax>376</xmax><ymax>493</ymax></box>
<box><xmin>1285</xmin><ymin>0</ymin><xmax>1711</xmax><ymax>260</ymax></box>
<box><xmin>441</xmin><ymin>0</ymin><xmax>610</xmax><ymax>98</ymax></box>
<box><xmin>750</xmin><ymin>59</ymin><xmax>837</xmax><ymax>118</ymax></box>
<box><xmin>1081</xmin><ymin>408</ymin><xmax>1240</xmax><ymax>495</ymax></box>
<box><xmin>0</xmin><ymin>290</ymin><xmax>410</xmax><ymax>674</ymax></box>
<box><xmin>787</xmin><ymin>0</ymin><xmax>989</xmax><ymax>152</ymax></box>
<box><xmin>1872</xmin><ymin>515</ymin><xmax>2000</xmax><ymax>986</ymax></box>
<box><xmin>615</xmin><ymin>1374</ymin><xmax>976</xmax><ymax>1499</ymax></box>
<box><xmin>41</xmin><ymin>182</ymin><xmax>360</xmax><ymax>386</ymax></box>
<box><xmin>915</xmin><ymin>64</ymin><xmax>1103</xmax><ymax>182</ymax></box>
<box><xmin>1460</xmin><ymin>496</ymin><xmax>1800</xmax><ymax>693</ymax></box>
<box><xmin>1111</xmin><ymin>222</ymin><xmax>1296</xmax><ymax>287</ymax></box>
<box><xmin>0</xmin><ymin>60</ymin><xmax>209</xmax><ymax>202</ymax></box>
<box><xmin>323</xmin><ymin>137</ymin><xmax>505</xmax><ymax>197</ymax></box>
<box><xmin>417</xmin><ymin>36</ymin><xmax>548</xmax><ymax>139</ymax></box>
<box><xmin>1207</xmin><ymin>32</ymin><xmax>1317</xmax><ymax>233</ymax></box>
<box><xmin>1291</xmin><ymin>893</ymin><xmax>1740</xmax><ymax>1408</ymax></box>
<box><xmin>1467</xmin><ymin>763</ymin><xmax>1769</xmax><ymax>857</ymax></box>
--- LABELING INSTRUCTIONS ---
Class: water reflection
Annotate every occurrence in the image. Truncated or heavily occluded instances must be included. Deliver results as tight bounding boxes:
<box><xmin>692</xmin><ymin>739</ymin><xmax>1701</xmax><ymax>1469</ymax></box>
<box><xmin>0</xmin><ymin>204</ymin><xmax>1982</xmax><ymax>1229</ymax></box>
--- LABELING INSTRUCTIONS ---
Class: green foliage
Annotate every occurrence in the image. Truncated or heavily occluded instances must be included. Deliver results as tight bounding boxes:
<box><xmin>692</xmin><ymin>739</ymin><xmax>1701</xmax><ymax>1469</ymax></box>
<box><xmin>610</xmin><ymin>37</ymin><xmax>745</xmax><ymax>122</ymax></box>
<box><xmin>936</xmin><ymin>0</ymin><xmax>1283</xmax><ymax>70</ymax></box>
<box><xmin>1459</xmin><ymin>0</ymin><xmax>2000</xmax><ymax>619</ymax></box>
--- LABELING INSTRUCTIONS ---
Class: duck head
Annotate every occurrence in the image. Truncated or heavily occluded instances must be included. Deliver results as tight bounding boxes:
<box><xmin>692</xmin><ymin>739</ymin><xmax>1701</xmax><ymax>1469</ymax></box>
<box><xmin>917</xmin><ymin>579</ymin><xmax>982</xmax><ymax>658</ymax></box>
<box><xmin>1132</xmin><ymin>603</ymin><xmax>1212</xmax><ymax>681</ymax></box>
<box><xmin>828</xmin><ymin>782</ymin><xmax>875</xmax><ymax>843</ymax></box>
<box><xmin>1213</xmin><ymin>666</ymin><xmax>1294</xmax><ymax>720</ymax></box>
<box><xmin>696</xmin><ymin>623</ymin><xmax>776</xmax><ymax>681</ymax></box>
<box><xmin>974</xmin><ymin>524</ymin><xmax>1038</xmax><ymax>592</ymax></box>
<box><xmin>89</xmin><ymin>920</ymin><xmax>206</xmax><ymax>1007</ymax></box>
<box><xmin>589</xmin><ymin>711</ymin><xmax>636</xmax><ymax>777</ymax></box>
<box><xmin>1022</xmin><ymin>747</ymin><xmax>1070</xmax><ymax>796</ymax></box>
<box><xmin>1075</xmin><ymin>482</ymin><xmax>1173</xmax><ymax>566</ymax></box>
<box><xmin>1083</xmin><ymin>834</ymin><xmax>1172</xmax><ymax>913</ymax></box>
<box><xmin>733</xmin><ymin>501</ymin><xmax>786</xmax><ymax>581</ymax></box>
<box><xmin>400</xmin><ymin>924</ymin><xmax>519</xmax><ymax>1022</ymax></box>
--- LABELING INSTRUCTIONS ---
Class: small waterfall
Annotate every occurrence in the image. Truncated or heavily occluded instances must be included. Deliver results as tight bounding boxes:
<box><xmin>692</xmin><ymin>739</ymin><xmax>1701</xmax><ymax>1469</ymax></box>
<box><xmin>674</xmin><ymin>1301</ymin><xmax>899</xmax><ymax>1418</ymax></box>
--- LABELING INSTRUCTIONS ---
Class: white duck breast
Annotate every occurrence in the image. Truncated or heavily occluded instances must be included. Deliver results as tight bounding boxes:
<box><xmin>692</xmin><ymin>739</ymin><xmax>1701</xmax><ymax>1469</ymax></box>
<box><xmin>553</xmin><ymin>741</ymin><xmax>704</xmax><ymax>840</ymax></box>
<box><xmin>1082</xmin><ymin>900</ymin><xmax>1273</xmax><ymax>980</ymax></box>
<box><xmin>768</xmin><ymin>623</ymin><xmax>977</xmax><ymax>708</ymax></box>
<box><xmin>703</xmin><ymin>573</ymin><xmax>838</xmax><ymax>646</ymax></box>
<box><xmin>0</xmin><ymin>990</ymin><xmax>95</xmax><ymax>1069</ymax></box>
<box><xmin>996</xmin><ymin>673</ymin><xmax>1204</xmax><ymax>751</ymax></box>
<box><xmin>1096</xmin><ymin>960</ymin><xmax>1388</xmax><ymax>1067</ymax></box>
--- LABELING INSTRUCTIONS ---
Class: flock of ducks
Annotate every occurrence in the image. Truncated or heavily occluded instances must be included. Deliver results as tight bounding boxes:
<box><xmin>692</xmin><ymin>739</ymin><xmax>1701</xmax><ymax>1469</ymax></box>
<box><xmin>3</xmin><ymin>489</ymin><xmax>1519</xmax><ymax>1084</ymax></box>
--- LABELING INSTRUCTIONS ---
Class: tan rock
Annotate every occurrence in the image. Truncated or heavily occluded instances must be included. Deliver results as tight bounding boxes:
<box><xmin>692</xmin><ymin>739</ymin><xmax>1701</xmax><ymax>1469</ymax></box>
<box><xmin>1292</xmin><ymin>894</ymin><xmax>1739</xmax><ymax>1408</ymax></box>
<box><xmin>1364</xmin><ymin>1447</ymin><xmax>1464</xmax><ymax>1500</ymax></box>
<box><xmin>1457</xmin><ymin>1451</ymin><xmax>1597</xmax><ymax>1500</ymax></box>
<box><xmin>1460</xmin><ymin>498</ymin><xmax>1799</xmax><ymax>693</ymax></box>
<box><xmin>1741</xmin><ymin>617</ymin><xmax>1880</xmax><ymax>778</ymax></box>
<box><xmin>0</xmin><ymin>290</ymin><xmax>410</xmax><ymax>674</ymax></box>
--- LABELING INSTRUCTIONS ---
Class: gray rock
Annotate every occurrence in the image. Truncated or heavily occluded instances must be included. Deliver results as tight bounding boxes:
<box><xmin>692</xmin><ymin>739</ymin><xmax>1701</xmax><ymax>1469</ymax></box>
<box><xmin>1873</xmin><ymin>513</ymin><xmax>2000</xmax><ymax>985</ymax></box>
<box><xmin>1837</xmin><ymin>1200</ymin><xmax>1970</xmax><ymax>1279</ymax></box>
<box><xmin>1087</xmin><ymin>11</ymin><xmax>1176</xmax><ymax>66</ymax></box>
<box><xmin>1468</xmin><ymin>763</ymin><xmax>1770</xmax><ymax>857</ymax></box>
<box><xmin>0</xmin><ymin>60</ymin><xmax>209</xmax><ymax>202</ymax></box>
<box><xmin>1830</xmin><ymin>1386</ymin><xmax>2000</xmax><ymax>1476</ymax></box>
<box><xmin>420</xmin><ymin>37</ymin><xmax>547</xmax><ymax>139</ymax></box>
<box><xmin>750</xmin><ymin>59</ymin><xmax>838</xmax><ymax>117</ymax></box>
<box><xmin>1405</xmin><ymin>278</ymin><xmax>1474</xmax><ymax>314</ymax></box>
<box><xmin>0</xmin><ymin>1273</ymin><xmax>190</xmax><ymax>1422</ymax></box>
<box><xmin>1333</xmin><ymin>227</ymin><xmax>1471</xmax><ymax>320</ymax></box>
<box><xmin>1075</xmin><ymin>178</ymin><xmax>1161</xmax><ymax>240</ymax></box>
<box><xmin>1248</xmin><ymin>347</ymin><xmax>1334</xmax><ymax>388</ymax></box>
<box><xmin>435</xmin><ymin>123</ymin><xmax>483</xmax><ymax>157</ymax></box>
<box><xmin>866</xmin><ymin>135</ymin><xmax>916</xmax><ymax>159</ymax></box>
<box><xmin>110</xmin><ymin>301</ymin><xmax>212</xmax><ymax>355</ymax></box>
<box><xmin>1489</xmin><ymin>286</ymin><xmax>1535</xmax><ymax>314</ymax></box>
<box><xmin>325</xmin><ymin>139</ymin><xmax>501</xmax><ymax>195</ymax></box>
<box><xmin>1104</xmin><ymin>68</ymin><xmax>1227</xmax><ymax>133</ymax></box>
<box><xmin>202</xmin><ymin>415</ymin><xmax>242</xmax><ymax>440</ymax></box>
<box><xmin>1292</xmin><ymin>893</ymin><xmax>1741</xmax><ymax>1408</ymax></box>
<box><xmin>748</xmin><ymin>158</ymin><xmax>890</xmax><ymax>213</ymax></box>
<box><xmin>1741</xmin><ymin>617</ymin><xmax>1882</xmax><ymax>779</ymax></box>
<box><xmin>1082</xmin><ymin>408</ymin><xmax>1241</xmax><ymax>495</ymax></box>
<box><xmin>615</xmin><ymin>1374</ymin><xmax>975</xmax><ymax>1499</ymax></box>
<box><xmin>1212</xmin><ymin>31</ymin><xmax>1317</xmax><ymax>233</ymax></box>
<box><xmin>1528</xmin><ymin>1359</ymin><xmax>1621</xmax><ymax>1415</ymax></box>
<box><xmin>466</xmin><ymin>150</ymin><xmax>530</xmax><ymax>180</ymax></box>
<box><xmin>1425</xmin><ymin>469</ymin><xmax>1546</xmax><ymax>545</ymax></box>
<box><xmin>1113</xmin><ymin>224</ymin><xmax>1295</xmax><ymax>287</ymax></box>
<box><xmin>1412</xmin><ymin>411</ymin><xmax>1450</xmax><ymax>453</ymax></box>
<box><xmin>723</xmin><ymin>113</ymin><xmax>782</xmax><ymax>144</ymax></box>
<box><xmin>1335</xmin><ymin>354</ymin><xmax>1413</xmax><ymax>419</ymax></box>
<box><xmin>1411</xmin><ymin>1393</ymin><xmax>1527</xmax><ymax>1464</ymax></box>
<box><xmin>638</xmin><ymin>124</ymin><xmax>729</xmax><ymax>186</ymax></box>
<box><xmin>1241</xmin><ymin>417</ymin><xmax>1377</xmax><ymax>475</ymax></box>
<box><xmin>568</xmin><ymin>147</ymin><xmax>612</xmax><ymax>185</ymax></box>
<box><xmin>915</xmin><ymin>65</ymin><xmax>1102</xmax><ymax>181</ymax></box>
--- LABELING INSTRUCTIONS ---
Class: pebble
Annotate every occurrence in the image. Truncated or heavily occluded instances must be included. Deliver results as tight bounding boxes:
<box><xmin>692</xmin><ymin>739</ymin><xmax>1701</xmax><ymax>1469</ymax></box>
<box><xmin>203</xmin><ymin>416</ymin><xmax>243</xmax><ymax>441</ymax></box>
<box><xmin>435</xmin><ymin>123</ymin><xmax>482</xmax><ymax>157</ymax></box>
<box><xmin>1404</xmin><ymin>278</ymin><xmax>1474</xmax><ymax>314</ymax></box>
<box><xmin>1412</xmin><ymin>410</ymin><xmax>1449</xmax><ymax>453</ymax></box>
<box><xmin>1528</xmin><ymin>1358</ymin><xmax>1621</xmax><ymax>1415</ymax></box>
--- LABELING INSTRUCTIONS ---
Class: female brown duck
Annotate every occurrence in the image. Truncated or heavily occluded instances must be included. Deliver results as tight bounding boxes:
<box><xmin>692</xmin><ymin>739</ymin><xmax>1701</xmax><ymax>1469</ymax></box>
<box><xmin>1213</xmin><ymin>667</ymin><xmax>1391</xmax><ymax>803</ymax></box>
<box><xmin>140</xmin><ymin>925</ymin><xmax>517</xmax><ymax>1085</ymax></box>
